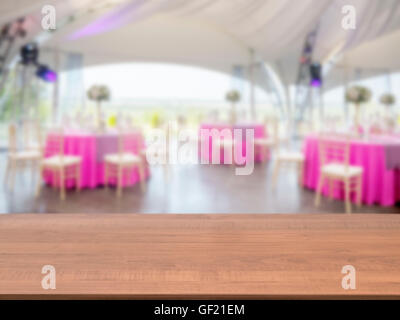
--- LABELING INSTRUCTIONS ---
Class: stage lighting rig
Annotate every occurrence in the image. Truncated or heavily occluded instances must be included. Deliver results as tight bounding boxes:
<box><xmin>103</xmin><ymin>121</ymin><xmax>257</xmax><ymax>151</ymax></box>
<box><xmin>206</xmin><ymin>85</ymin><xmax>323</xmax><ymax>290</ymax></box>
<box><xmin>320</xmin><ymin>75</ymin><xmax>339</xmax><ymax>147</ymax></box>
<box><xmin>20</xmin><ymin>42</ymin><xmax>39</xmax><ymax>65</ymax></box>
<box><xmin>36</xmin><ymin>64</ymin><xmax>57</xmax><ymax>82</ymax></box>
<box><xmin>18</xmin><ymin>42</ymin><xmax>57</xmax><ymax>83</ymax></box>
<box><xmin>309</xmin><ymin>63</ymin><xmax>322</xmax><ymax>87</ymax></box>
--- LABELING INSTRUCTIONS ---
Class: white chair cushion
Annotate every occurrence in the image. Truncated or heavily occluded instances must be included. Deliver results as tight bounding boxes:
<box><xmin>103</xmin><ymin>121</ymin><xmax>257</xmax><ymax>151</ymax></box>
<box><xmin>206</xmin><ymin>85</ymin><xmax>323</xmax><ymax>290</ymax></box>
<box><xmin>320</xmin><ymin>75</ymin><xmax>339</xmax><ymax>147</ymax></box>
<box><xmin>321</xmin><ymin>163</ymin><xmax>363</xmax><ymax>178</ymax></box>
<box><xmin>10</xmin><ymin>150</ymin><xmax>41</xmax><ymax>160</ymax></box>
<box><xmin>144</xmin><ymin>148</ymin><xmax>168</xmax><ymax>157</ymax></box>
<box><xmin>105</xmin><ymin>153</ymin><xmax>141</xmax><ymax>165</ymax></box>
<box><xmin>254</xmin><ymin>138</ymin><xmax>275</xmax><ymax>146</ymax></box>
<box><xmin>42</xmin><ymin>155</ymin><xmax>81</xmax><ymax>167</ymax></box>
<box><xmin>214</xmin><ymin>139</ymin><xmax>234</xmax><ymax>148</ymax></box>
<box><xmin>277</xmin><ymin>151</ymin><xmax>304</xmax><ymax>162</ymax></box>
<box><xmin>26</xmin><ymin>144</ymin><xmax>42</xmax><ymax>151</ymax></box>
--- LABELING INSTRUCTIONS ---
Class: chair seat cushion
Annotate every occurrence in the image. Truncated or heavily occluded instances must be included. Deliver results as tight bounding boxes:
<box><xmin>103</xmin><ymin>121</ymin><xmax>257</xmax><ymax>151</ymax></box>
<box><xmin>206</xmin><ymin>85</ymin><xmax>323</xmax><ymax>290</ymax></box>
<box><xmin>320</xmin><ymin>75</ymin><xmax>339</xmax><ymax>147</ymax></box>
<box><xmin>10</xmin><ymin>150</ymin><xmax>41</xmax><ymax>160</ymax></box>
<box><xmin>277</xmin><ymin>151</ymin><xmax>304</xmax><ymax>162</ymax></box>
<box><xmin>214</xmin><ymin>139</ymin><xmax>234</xmax><ymax>148</ymax></box>
<box><xmin>27</xmin><ymin>144</ymin><xmax>42</xmax><ymax>151</ymax></box>
<box><xmin>144</xmin><ymin>148</ymin><xmax>168</xmax><ymax>156</ymax></box>
<box><xmin>254</xmin><ymin>138</ymin><xmax>275</xmax><ymax>146</ymax></box>
<box><xmin>105</xmin><ymin>153</ymin><xmax>141</xmax><ymax>165</ymax></box>
<box><xmin>321</xmin><ymin>163</ymin><xmax>363</xmax><ymax>177</ymax></box>
<box><xmin>43</xmin><ymin>155</ymin><xmax>81</xmax><ymax>167</ymax></box>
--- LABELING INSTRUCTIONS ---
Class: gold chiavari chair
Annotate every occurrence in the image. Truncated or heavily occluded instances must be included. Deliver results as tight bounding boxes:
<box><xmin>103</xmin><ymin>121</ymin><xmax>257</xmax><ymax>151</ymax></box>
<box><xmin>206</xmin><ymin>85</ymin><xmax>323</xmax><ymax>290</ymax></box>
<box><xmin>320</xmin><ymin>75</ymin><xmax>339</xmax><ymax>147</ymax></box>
<box><xmin>5</xmin><ymin>123</ymin><xmax>42</xmax><ymax>191</ymax></box>
<box><xmin>314</xmin><ymin>133</ymin><xmax>363</xmax><ymax>214</ymax></box>
<box><xmin>36</xmin><ymin>128</ymin><xmax>81</xmax><ymax>200</ymax></box>
<box><xmin>104</xmin><ymin>128</ymin><xmax>146</xmax><ymax>197</ymax></box>
<box><xmin>22</xmin><ymin>119</ymin><xmax>43</xmax><ymax>152</ymax></box>
<box><xmin>272</xmin><ymin>122</ymin><xmax>304</xmax><ymax>188</ymax></box>
<box><xmin>254</xmin><ymin>118</ymin><xmax>279</xmax><ymax>162</ymax></box>
<box><xmin>147</xmin><ymin>122</ymin><xmax>172</xmax><ymax>179</ymax></box>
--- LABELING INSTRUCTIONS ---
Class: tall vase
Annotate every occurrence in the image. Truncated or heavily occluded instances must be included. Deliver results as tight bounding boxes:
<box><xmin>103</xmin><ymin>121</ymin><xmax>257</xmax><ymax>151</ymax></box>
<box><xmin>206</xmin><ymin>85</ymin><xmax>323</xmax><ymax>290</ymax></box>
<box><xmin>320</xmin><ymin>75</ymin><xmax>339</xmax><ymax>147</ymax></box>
<box><xmin>354</xmin><ymin>103</ymin><xmax>361</xmax><ymax>135</ymax></box>
<box><xmin>230</xmin><ymin>102</ymin><xmax>237</xmax><ymax>125</ymax></box>
<box><xmin>385</xmin><ymin>104</ymin><xmax>394</xmax><ymax>133</ymax></box>
<box><xmin>96</xmin><ymin>101</ymin><xmax>105</xmax><ymax>133</ymax></box>
<box><xmin>385</xmin><ymin>104</ymin><xmax>392</xmax><ymax>118</ymax></box>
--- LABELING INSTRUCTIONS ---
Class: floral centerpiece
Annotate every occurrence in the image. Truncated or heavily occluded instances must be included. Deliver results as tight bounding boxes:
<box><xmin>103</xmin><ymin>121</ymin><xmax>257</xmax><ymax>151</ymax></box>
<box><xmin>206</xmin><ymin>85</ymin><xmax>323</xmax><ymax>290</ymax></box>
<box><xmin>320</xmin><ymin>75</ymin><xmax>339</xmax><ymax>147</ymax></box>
<box><xmin>380</xmin><ymin>93</ymin><xmax>397</xmax><ymax>132</ymax></box>
<box><xmin>345</xmin><ymin>85</ymin><xmax>372</xmax><ymax>131</ymax></box>
<box><xmin>87</xmin><ymin>85</ymin><xmax>111</xmax><ymax>131</ymax></box>
<box><xmin>379</xmin><ymin>93</ymin><xmax>396</xmax><ymax>106</ymax></box>
<box><xmin>225</xmin><ymin>90</ymin><xmax>241</xmax><ymax>125</ymax></box>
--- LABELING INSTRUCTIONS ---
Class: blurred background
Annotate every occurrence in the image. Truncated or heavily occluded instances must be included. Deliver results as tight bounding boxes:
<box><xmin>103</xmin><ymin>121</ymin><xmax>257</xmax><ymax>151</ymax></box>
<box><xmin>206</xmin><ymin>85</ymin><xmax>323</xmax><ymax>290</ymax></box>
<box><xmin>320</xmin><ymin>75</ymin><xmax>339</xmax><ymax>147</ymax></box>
<box><xmin>1</xmin><ymin>0</ymin><xmax>400</xmax><ymax>214</ymax></box>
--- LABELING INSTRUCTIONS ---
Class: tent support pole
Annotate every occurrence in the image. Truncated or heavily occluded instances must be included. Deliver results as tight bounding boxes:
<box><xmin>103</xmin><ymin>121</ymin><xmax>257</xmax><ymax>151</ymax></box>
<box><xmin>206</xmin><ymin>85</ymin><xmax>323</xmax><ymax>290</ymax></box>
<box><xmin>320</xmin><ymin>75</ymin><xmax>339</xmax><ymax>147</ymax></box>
<box><xmin>52</xmin><ymin>47</ymin><xmax>60</xmax><ymax>124</ymax></box>
<box><xmin>284</xmin><ymin>84</ymin><xmax>294</xmax><ymax>138</ymax></box>
<box><xmin>319</xmin><ymin>86</ymin><xmax>324</xmax><ymax>123</ymax></box>
<box><xmin>343</xmin><ymin>66</ymin><xmax>349</xmax><ymax>125</ymax></box>
<box><xmin>249</xmin><ymin>48</ymin><xmax>256</xmax><ymax>121</ymax></box>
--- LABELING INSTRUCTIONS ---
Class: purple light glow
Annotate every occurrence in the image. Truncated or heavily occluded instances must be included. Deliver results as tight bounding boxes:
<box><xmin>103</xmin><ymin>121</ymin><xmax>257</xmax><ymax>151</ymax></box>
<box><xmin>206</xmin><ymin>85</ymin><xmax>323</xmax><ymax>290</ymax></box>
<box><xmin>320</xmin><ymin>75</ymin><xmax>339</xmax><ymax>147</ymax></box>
<box><xmin>68</xmin><ymin>0</ymin><xmax>146</xmax><ymax>40</ymax></box>
<box><xmin>310</xmin><ymin>78</ymin><xmax>322</xmax><ymax>87</ymax></box>
<box><xmin>44</xmin><ymin>70</ymin><xmax>57</xmax><ymax>82</ymax></box>
<box><xmin>36</xmin><ymin>65</ymin><xmax>57</xmax><ymax>82</ymax></box>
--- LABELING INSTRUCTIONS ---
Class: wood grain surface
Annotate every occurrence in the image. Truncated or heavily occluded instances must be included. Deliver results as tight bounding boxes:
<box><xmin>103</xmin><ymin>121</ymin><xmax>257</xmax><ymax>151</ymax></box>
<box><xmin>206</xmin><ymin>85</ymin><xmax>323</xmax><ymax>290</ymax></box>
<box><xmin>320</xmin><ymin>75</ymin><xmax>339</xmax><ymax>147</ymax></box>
<box><xmin>0</xmin><ymin>214</ymin><xmax>400</xmax><ymax>299</ymax></box>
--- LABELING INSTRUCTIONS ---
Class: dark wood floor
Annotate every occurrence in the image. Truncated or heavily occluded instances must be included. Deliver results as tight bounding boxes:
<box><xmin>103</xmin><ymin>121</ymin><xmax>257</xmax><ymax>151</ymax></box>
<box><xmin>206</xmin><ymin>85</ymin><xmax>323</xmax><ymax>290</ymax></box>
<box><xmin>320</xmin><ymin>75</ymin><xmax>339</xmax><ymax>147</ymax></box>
<box><xmin>1</xmin><ymin>152</ymin><xmax>400</xmax><ymax>214</ymax></box>
<box><xmin>1</xmin><ymin>214</ymin><xmax>400</xmax><ymax>298</ymax></box>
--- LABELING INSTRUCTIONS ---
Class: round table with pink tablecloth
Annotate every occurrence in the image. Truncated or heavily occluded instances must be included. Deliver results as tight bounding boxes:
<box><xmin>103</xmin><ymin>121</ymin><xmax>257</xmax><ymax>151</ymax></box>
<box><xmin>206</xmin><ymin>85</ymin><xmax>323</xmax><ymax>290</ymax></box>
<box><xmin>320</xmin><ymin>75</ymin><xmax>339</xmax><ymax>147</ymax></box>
<box><xmin>303</xmin><ymin>134</ymin><xmax>400</xmax><ymax>206</ymax></box>
<box><xmin>44</xmin><ymin>130</ymin><xmax>148</xmax><ymax>189</ymax></box>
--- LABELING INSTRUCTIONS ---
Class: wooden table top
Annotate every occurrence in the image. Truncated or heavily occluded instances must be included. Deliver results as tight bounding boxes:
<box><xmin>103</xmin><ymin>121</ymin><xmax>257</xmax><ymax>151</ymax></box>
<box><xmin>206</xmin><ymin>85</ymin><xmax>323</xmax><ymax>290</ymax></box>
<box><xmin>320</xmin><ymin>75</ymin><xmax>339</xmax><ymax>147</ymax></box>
<box><xmin>1</xmin><ymin>214</ymin><xmax>400</xmax><ymax>299</ymax></box>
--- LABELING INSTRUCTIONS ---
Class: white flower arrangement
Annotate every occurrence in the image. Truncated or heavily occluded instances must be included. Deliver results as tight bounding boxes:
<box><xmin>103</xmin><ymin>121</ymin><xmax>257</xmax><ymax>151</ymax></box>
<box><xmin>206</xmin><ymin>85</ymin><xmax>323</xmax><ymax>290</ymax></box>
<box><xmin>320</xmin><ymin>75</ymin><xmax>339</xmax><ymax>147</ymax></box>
<box><xmin>345</xmin><ymin>86</ymin><xmax>372</xmax><ymax>104</ymax></box>
<box><xmin>225</xmin><ymin>90</ymin><xmax>241</xmax><ymax>103</ymax></box>
<box><xmin>379</xmin><ymin>93</ymin><xmax>396</xmax><ymax>106</ymax></box>
<box><xmin>225</xmin><ymin>90</ymin><xmax>241</xmax><ymax>125</ymax></box>
<box><xmin>87</xmin><ymin>85</ymin><xmax>111</xmax><ymax>102</ymax></box>
<box><xmin>87</xmin><ymin>85</ymin><xmax>110</xmax><ymax>132</ymax></box>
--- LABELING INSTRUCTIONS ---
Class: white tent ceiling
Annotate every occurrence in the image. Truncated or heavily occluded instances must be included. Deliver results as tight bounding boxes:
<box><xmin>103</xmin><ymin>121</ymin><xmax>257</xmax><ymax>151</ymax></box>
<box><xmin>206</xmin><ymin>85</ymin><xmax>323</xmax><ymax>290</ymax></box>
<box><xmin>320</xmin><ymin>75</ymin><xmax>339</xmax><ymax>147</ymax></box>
<box><xmin>1</xmin><ymin>0</ymin><xmax>400</xmax><ymax>88</ymax></box>
<box><xmin>339</xmin><ymin>28</ymin><xmax>400</xmax><ymax>70</ymax></box>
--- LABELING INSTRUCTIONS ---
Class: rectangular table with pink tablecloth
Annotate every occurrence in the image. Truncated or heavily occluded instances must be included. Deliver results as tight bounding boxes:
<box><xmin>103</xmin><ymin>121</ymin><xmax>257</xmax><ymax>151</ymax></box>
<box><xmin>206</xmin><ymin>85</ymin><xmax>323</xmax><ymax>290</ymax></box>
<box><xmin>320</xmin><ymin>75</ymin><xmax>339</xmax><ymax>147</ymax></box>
<box><xmin>303</xmin><ymin>134</ymin><xmax>400</xmax><ymax>206</ymax></box>
<box><xmin>199</xmin><ymin>123</ymin><xmax>268</xmax><ymax>164</ymax></box>
<box><xmin>44</xmin><ymin>130</ymin><xmax>148</xmax><ymax>189</ymax></box>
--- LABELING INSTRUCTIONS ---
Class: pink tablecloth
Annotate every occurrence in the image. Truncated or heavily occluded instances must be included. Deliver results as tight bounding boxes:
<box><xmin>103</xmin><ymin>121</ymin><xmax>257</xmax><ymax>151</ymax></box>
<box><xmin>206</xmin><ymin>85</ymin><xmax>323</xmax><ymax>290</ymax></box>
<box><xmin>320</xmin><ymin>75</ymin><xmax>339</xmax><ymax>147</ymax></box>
<box><xmin>44</xmin><ymin>131</ymin><xmax>148</xmax><ymax>189</ymax></box>
<box><xmin>303</xmin><ymin>135</ymin><xmax>400</xmax><ymax>206</ymax></box>
<box><xmin>199</xmin><ymin>123</ymin><xmax>268</xmax><ymax>163</ymax></box>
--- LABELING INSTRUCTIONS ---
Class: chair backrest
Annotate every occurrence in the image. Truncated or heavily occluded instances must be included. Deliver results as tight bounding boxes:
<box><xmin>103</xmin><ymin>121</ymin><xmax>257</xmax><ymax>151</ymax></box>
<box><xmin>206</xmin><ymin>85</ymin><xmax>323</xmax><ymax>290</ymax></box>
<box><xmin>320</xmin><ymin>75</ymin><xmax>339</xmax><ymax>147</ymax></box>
<box><xmin>268</xmin><ymin>118</ymin><xmax>279</xmax><ymax>141</ymax></box>
<box><xmin>263</xmin><ymin>117</ymin><xmax>278</xmax><ymax>141</ymax></box>
<box><xmin>46</xmin><ymin>127</ymin><xmax>65</xmax><ymax>158</ymax></box>
<box><xmin>164</xmin><ymin>122</ymin><xmax>171</xmax><ymax>153</ymax></box>
<box><xmin>8</xmin><ymin>123</ymin><xmax>18</xmax><ymax>153</ymax></box>
<box><xmin>117</xmin><ymin>127</ymin><xmax>125</xmax><ymax>157</ymax></box>
<box><xmin>297</xmin><ymin>120</ymin><xmax>315</xmax><ymax>137</ymax></box>
<box><xmin>267</xmin><ymin>119</ymin><xmax>292</xmax><ymax>154</ymax></box>
<box><xmin>116</xmin><ymin>126</ymin><xmax>140</xmax><ymax>156</ymax></box>
<box><xmin>22</xmin><ymin>119</ymin><xmax>43</xmax><ymax>150</ymax></box>
<box><xmin>318</xmin><ymin>133</ymin><xmax>352</xmax><ymax>169</ymax></box>
<box><xmin>34</xmin><ymin>121</ymin><xmax>43</xmax><ymax>150</ymax></box>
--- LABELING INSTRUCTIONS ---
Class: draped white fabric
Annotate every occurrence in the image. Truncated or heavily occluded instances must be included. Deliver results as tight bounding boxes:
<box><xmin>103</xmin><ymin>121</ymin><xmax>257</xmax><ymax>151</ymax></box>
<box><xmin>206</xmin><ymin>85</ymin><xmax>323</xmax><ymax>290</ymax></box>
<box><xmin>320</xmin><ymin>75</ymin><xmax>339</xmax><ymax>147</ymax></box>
<box><xmin>1</xmin><ymin>0</ymin><xmax>400</xmax><ymax>86</ymax></box>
